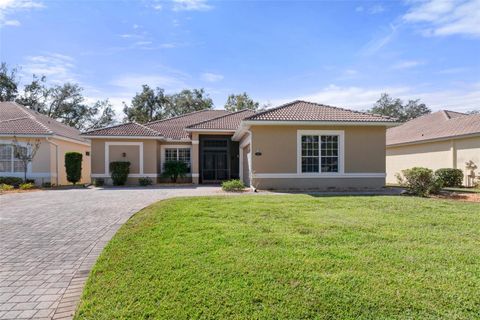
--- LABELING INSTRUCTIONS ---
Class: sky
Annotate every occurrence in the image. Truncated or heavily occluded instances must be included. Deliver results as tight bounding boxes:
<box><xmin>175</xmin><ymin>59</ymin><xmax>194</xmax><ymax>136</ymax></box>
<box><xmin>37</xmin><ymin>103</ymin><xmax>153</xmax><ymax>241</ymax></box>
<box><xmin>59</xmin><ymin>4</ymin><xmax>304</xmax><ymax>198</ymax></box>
<box><xmin>0</xmin><ymin>0</ymin><xmax>479</xmax><ymax>118</ymax></box>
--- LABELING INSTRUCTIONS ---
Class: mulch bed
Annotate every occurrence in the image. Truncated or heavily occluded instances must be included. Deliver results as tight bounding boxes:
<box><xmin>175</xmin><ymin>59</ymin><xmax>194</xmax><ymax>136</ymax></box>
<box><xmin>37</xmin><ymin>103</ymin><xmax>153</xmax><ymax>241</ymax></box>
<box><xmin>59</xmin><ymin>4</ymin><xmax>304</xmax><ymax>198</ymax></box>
<box><xmin>434</xmin><ymin>192</ymin><xmax>480</xmax><ymax>203</ymax></box>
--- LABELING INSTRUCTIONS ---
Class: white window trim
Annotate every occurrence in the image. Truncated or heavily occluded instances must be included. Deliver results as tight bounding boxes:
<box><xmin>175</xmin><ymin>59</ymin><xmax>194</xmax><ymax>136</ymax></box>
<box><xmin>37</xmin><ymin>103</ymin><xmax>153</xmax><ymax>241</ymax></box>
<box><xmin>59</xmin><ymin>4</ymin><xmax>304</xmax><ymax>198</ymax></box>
<box><xmin>296</xmin><ymin>130</ymin><xmax>345</xmax><ymax>175</ymax></box>
<box><xmin>0</xmin><ymin>140</ymin><xmax>33</xmax><ymax>174</ymax></box>
<box><xmin>160</xmin><ymin>145</ymin><xmax>192</xmax><ymax>173</ymax></box>
<box><xmin>105</xmin><ymin>141</ymin><xmax>144</xmax><ymax>175</ymax></box>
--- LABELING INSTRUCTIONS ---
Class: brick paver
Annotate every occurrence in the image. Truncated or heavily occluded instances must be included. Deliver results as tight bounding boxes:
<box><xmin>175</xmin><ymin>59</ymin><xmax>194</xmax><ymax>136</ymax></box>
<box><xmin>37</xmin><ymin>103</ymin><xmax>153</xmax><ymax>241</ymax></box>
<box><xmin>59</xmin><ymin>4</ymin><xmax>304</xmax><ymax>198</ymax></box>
<box><xmin>0</xmin><ymin>186</ymin><xmax>225</xmax><ymax>319</ymax></box>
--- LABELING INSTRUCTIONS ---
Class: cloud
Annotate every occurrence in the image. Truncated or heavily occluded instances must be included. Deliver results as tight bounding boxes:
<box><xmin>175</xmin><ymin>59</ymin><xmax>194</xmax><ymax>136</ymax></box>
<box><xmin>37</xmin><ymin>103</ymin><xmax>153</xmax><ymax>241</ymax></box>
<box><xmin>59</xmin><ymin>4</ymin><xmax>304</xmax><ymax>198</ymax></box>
<box><xmin>361</xmin><ymin>23</ymin><xmax>400</xmax><ymax>55</ymax></box>
<box><xmin>356</xmin><ymin>4</ymin><xmax>385</xmax><ymax>14</ymax></box>
<box><xmin>110</xmin><ymin>74</ymin><xmax>187</xmax><ymax>94</ymax></box>
<box><xmin>22</xmin><ymin>53</ymin><xmax>78</xmax><ymax>83</ymax></box>
<box><xmin>172</xmin><ymin>0</ymin><xmax>212</xmax><ymax>11</ymax></box>
<box><xmin>268</xmin><ymin>83</ymin><xmax>480</xmax><ymax>112</ymax></box>
<box><xmin>392</xmin><ymin>60</ymin><xmax>425</xmax><ymax>69</ymax></box>
<box><xmin>0</xmin><ymin>0</ymin><xmax>44</xmax><ymax>26</ymax></box>
<box><xmin>201</xmin><ymin>72</ymin><xmax>224</xmax><ymax>82</ymax></box>
<box><xmin>403</xmin><ymin>0</ymin><xmax>480</xmax><ymax>37</ymax></box>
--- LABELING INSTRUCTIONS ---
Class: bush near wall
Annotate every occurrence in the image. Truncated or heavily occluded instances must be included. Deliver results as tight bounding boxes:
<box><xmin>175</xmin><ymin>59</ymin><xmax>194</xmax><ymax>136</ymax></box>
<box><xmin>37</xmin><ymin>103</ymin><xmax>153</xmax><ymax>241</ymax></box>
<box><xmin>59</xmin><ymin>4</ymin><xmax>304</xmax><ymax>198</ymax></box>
<box><xmin>65</xmin><ymin>152</ymin><xmax>83</xmax><ymax>185</ymax></box>
<box><xmin>396</xmin><ymin>167</ymin><xmax>443</xmax><ymax>197</ymax></box>
<box><xmin>0</xmin><ymin>177</ymin><xmax>23</xmax><ymax>187</ymax></box>
<box><xmin>221</xmin><ymin>179</ymin><xmax>245</xmax><ymax>192</ymax></box>
<box><xmin>435</xmin><ymin>168</ymin><xmax>464</xmax><ymax>188</ymax></box>
<box><xmin>110</xmin><ymin>161</ymin><xmax>130</xmax><ymax>186</ymax></box>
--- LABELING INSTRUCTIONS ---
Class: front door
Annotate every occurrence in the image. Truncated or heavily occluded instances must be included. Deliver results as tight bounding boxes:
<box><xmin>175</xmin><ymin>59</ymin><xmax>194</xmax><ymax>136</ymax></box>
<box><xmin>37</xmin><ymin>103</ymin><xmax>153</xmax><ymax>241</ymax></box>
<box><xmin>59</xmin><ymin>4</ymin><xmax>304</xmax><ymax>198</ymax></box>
<box><xmin>202</xmin><ymin>150</ymin><xmax>229</xmax><ymax>182</ymax></box>
<box><xmin>199</xmin><ymin>136</ymin><xmax>239</xmax><ymax>183</ymax></box>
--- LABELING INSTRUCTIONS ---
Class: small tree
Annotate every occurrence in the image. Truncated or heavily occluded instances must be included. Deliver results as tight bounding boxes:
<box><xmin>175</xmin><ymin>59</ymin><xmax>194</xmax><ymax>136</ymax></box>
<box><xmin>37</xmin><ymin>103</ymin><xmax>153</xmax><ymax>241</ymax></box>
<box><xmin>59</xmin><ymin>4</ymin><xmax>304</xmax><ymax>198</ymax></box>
<box><xmin>12</xmin><ymin>137</ymin><xmax>41</xmax><ymax>182</ymax></box>
<box><xmin>65</xmin><ymin>152</ymin><xmax>83</xmax><ymax>185</ymax></box>
<box><xmin>162</xmin><ymin>160</ymin><xmax>188</xmax><ymax>183</ymax></box>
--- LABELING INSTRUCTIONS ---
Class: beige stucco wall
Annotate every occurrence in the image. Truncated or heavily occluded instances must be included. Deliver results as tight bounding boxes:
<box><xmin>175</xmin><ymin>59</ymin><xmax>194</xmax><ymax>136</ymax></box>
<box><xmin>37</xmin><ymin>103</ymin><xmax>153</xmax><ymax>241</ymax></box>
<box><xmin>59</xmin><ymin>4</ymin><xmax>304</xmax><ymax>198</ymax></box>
<box><xmin>0</xmin><ymin>136</ymin><xmax>90</xmax><ymax>185</ymax></box>
<box><xmin>50</xmin><ymin>137</ymin><xmax>91</xmax><ymax>185</ymax></box>
<box><xmin>386</xmin><ymin>136</ymin><xmax>480</xmax><ymax>185</ymax></box>
<box><xmin>242</xmin><ymin>144</ymin><xmax>250</xmax><ymax>186</ymax></box>
<box><xmin>89</xmin><ymin>139</ymin><xmax>158</xmax><ymax>176</ymax></box>
<box><xmin>250</xmin><ymin>125</ymin><xmax>386</xmax><ymax>174</ymax></box>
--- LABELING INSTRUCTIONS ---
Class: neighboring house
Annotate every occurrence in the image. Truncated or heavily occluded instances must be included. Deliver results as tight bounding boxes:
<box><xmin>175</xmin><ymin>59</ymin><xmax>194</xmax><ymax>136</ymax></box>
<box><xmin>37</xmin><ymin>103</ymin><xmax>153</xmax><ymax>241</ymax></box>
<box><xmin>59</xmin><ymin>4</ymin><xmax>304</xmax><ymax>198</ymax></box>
<box><xmin>0</xmin><ymin>102</ymin><xmax>91</xmax><ymax>185</ymax></box>
<box><xmin>84</xmin><ymin>100</ymin><xmax>396</xmax><ymax>190</ymax></box>
<box><xmin>386</xmin><ymin>110</ymin><xmax>480</xmax><ymax>185</ymax></box>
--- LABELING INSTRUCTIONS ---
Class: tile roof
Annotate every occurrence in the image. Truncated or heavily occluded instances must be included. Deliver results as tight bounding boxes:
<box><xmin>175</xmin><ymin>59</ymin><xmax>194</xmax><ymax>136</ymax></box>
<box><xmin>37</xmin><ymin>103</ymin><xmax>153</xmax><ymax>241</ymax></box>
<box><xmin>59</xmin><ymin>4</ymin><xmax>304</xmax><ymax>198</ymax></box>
<box><xmin>387</xmin><ymin>110</ymin><xmax>480</xmax><ymax>146</ymax></box>
<box><xmin>245</xmin><ymin>100</ymin><xmax>397</xmax><ymax>123</ymax></box>
<box><xmin>146</xmin><ymin>110</ymin><xmax>230</xmax><ymax>139</ymax></box>
<box><xmin>83</xmin><ymin>122</ymin><xmax>161</xmax><ymax>137</ymax></box>
<box><xmin>83</xmin><ymin>109</ymin><xmax>230</xmax><ymax>140</ymax></box>
<box><xmin>0</xmin><ymin>102</ymin><xmax>87</xmax><ymax>142</ymax></box>
<box><xmin>186</xmin><ymin>109</ymin><xmax>256</xmax><ymax>130</ymax></box>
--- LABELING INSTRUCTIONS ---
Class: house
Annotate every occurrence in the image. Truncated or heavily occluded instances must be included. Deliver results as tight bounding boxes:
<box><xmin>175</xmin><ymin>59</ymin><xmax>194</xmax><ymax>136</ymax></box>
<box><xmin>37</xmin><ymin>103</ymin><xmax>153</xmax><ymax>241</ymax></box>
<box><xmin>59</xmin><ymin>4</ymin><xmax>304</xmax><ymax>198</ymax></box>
<box><xmin>83</xmin><ymin>101</ymin><xmax>396</xmax><ymax>190</ymax></box>
<box><xmin>0</xmin><ymin>102</ymin><xmax>91</xmax><ymax>185</ymax></box>
<box><xmin>386</xmin><ymin>110</ymin><xmax>480</xmax><ymax>186</ymax></box>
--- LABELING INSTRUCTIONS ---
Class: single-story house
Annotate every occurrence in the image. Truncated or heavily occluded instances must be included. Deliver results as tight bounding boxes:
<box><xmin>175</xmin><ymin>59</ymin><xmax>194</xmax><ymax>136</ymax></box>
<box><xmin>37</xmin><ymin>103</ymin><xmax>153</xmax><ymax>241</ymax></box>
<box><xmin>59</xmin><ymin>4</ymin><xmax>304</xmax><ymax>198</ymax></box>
<box><xmin>386</xmin><ymin>110</ymin><xmax>480</xmax><ymax>186</ymax></box>
<box><xmin>83</xmin><ymin>100</ymin><xmax>396</xmax><ymax>190</ymax></box>
<box><xmin>0</xmin><ymin>102</ymin><xmax>91</xmax><ymax>185</ymax></box>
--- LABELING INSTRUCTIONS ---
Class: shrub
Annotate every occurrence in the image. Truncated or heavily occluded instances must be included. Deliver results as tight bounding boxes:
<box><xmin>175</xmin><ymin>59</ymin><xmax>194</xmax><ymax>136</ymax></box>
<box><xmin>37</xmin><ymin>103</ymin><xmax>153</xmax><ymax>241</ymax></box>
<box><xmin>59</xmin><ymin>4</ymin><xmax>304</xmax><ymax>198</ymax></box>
<box><xmin>435</xmin><ymin>168</ymin><xmax>463</xmax><ymax>187</ymax></box>
<box><xmin>25</xmin><ymin>179</ymin><xmax>35</xmax><ymax>184</ymax></box>
<box><xmin>396</xmin><ymin>167</ymin><xmax>443</xmax><ymax>197</ymax></box>
<box><xmin>162</xmin><ymin>160</ymin><xmax>188</xmax><ymax>183</ymax></box>
<box><xmin>65</xmin><ymin>152</ymin><xmax>83</xmax><ymax>185</ymax></box>
<box><xmin>139</xmin><ymin>177</ymin><xmax>153</xmax><ymax>186</ymax></box>
<box><xmin>42</xmin><ymin>182</ymin><xmax>52</xmax><ymax>188</ymax></box>
<box><xmin>1</xmin><ymin>184</ymin><xmax>14</xmax><ymax>191</ymax></box>
<box><xmin>94</xmin><ymin>178</ymin><xmax>104</xmax><ymax>187</ymax></box>
<box><xmin>0</xmin><ymin>177</ymin><xmax>23</xmax><ymax>186</ymax></box>
<box><xmin>221</xmin><ymin>179</ymin><xmax>245</xmax><ymax>192</ymax></box>
<box><xmin>19</xmin><ymin>182</ymin><xmax>34</xmax><ymax>190</ymax></box>
<box><xmin>110</xmin><ymin>161</ymin><xmax>130</xmax><ymax>186</ymax></box>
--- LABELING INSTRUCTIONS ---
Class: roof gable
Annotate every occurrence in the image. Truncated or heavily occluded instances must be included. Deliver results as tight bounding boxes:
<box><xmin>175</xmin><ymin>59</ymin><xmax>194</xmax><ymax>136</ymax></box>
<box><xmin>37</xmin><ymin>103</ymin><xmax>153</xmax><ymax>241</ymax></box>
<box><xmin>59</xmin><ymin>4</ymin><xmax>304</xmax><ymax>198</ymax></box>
<box><xmin>245</xmin><ymin>100</ymin><xmax>396</xmax><ymax>123</ymax></box>
<box><xmin>0</xmin><ymin>102</ymin><xmax>86</xmax><ymax>142</ymax></box>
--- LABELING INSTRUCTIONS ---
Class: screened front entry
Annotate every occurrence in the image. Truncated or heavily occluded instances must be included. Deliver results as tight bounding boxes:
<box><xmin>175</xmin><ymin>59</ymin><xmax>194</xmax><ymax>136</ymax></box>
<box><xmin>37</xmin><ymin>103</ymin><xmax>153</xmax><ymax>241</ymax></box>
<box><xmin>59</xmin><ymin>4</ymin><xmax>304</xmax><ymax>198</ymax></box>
<box><xmin>199</xmin><ymin>135</ymin><xmax>239</xmax><ymax>183</ymax></box>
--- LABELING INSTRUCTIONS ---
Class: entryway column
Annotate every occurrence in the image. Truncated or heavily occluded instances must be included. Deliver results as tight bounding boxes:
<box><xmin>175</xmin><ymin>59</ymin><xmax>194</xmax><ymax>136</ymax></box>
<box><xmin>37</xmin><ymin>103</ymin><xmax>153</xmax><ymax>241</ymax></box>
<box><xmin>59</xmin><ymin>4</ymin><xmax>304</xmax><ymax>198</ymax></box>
<box><xmin>192</xmin><ymin>138</ymin><xmax>200</xmax><ymax>184</ymax></box>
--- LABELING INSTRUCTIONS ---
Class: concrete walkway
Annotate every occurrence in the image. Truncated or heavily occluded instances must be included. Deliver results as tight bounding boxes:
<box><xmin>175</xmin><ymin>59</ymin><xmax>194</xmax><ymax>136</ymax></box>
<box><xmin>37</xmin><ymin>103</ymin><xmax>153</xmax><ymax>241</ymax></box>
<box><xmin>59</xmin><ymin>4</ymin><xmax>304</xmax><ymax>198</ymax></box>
<box><xmin>0</xmin><ymin>186</ymin><xmax>225</xmax><ymax>320</ymax></box>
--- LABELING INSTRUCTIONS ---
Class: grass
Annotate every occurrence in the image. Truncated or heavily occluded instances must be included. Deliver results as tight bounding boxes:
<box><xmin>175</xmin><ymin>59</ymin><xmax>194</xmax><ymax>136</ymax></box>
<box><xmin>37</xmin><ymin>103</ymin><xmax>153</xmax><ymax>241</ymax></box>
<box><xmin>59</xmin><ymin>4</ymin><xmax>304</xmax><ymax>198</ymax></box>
<box><xmin>443</xmin><ymin>187</ymin><xmax>480</xmax><ymax>194</ymax></box>
<box><xmin>75</xmin><ymin>195</ymin><xmax>480</xmax><ymax>319</ymax></box>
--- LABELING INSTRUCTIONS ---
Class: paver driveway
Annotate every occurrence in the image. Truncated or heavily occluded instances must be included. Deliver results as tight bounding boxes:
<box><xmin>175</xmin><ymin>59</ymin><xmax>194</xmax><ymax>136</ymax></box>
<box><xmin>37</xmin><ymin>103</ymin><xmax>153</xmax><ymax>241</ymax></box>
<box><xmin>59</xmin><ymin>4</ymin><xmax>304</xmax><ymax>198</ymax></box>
<box><xmin>0</xmin><ymin>186</ymin><xmax>225</xmax><ymax>319</ymax></box>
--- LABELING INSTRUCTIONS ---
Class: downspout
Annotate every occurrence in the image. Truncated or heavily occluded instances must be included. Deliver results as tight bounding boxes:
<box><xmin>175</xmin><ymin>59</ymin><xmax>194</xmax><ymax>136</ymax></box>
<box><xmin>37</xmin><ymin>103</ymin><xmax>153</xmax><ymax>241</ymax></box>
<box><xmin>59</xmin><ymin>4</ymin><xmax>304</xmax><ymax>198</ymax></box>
<box><xmin>46</xmin><ymin>137</ymin><xmax>59</xmax><ymax>186</ymax></box>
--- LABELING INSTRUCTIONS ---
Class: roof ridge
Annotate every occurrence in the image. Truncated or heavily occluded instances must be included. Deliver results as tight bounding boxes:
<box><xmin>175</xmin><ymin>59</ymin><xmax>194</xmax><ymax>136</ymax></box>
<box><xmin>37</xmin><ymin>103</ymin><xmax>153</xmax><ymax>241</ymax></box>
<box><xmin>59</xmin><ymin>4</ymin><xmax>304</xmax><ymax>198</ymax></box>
<box><xmin>185</xmin><ymin>109</ymin><xmax>253</xmax><ymax>129</ymax></box>
<box><xmin>146</xmin><ymin>109</ymin><xmax>228</xmax><ymax>125</ymax></box>
<box><xmin>243</xmin><ymin>100</ymin><xmax>300</xmax><ymax>120</ymax></box>
<box><xmin>0</xmin><ymin>116</ymin><xmax>31</xmax><ymax>124</ymax></box>
<box><xmin>297</xmin><ymin>100</ymin><xmax>396</xmax><ymax>120</ymax></box>
<box><xmin>11</xmin><ymin>102</ymin><xmax>54</xmax><ymax>134</ymax></box>
<box><xmin>132</xmin><ymin>121</ymin><xmax>163</xmax><ymax>136</ymax></box>
<box><xmin>83</xmin><ymin>121</ymin><xmax>140</xmax><ymax>134</ymax></box>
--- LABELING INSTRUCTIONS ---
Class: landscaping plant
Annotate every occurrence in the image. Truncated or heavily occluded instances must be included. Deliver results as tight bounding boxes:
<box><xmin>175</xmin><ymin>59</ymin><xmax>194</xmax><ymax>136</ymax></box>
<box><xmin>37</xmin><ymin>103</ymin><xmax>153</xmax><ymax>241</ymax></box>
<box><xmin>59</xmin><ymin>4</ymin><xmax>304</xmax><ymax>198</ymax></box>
<box><xmin>162</xmin><ymin>160</ymin><xmax>188</xmax><ymax>183</ymax></box>
<box><xmin>94</xmin><ymin>178</ymin><xmax>105</xmax><ymax>187</ymax></box>
<box><xmin>65</xmin><ymin>152</ymin><xmax>83</xmax><ymax>185</ymax></box>
<box><xmin>19</xmin><ymin>182</ymin><xmax>34</xmax><ymax>190</ymax></box>
<box><xmin>0</xmin><ymin>184</ymin><xmax>14</xmax><ymax>191</ymax></box>
<box><xmin>139</xmin><ymin>177</ymin><xmax>153</xmax><ymax>186</ymax></box>
<box><xmin>110</xmin><ymin>161</ymin><xmax>130</xmax><ymax>185</ymax></box>
<box><xmin>221</xmin><ymin>179</ymin><xmax>245</xmax><ymax>192</ymax></box>
<box><xmin>0</xmin><ymin>177</ymin><xmax>23</xmax><ymax>187</ymax></box>
<box><xmin>396</xmin><ymin>167</ymin><xmax>443</xmax><ymax>197</ymax></box>
<box><xmin>435</xmin><ymin>168</ymin><xmax>464</xmax><ymax>187</ymax></box>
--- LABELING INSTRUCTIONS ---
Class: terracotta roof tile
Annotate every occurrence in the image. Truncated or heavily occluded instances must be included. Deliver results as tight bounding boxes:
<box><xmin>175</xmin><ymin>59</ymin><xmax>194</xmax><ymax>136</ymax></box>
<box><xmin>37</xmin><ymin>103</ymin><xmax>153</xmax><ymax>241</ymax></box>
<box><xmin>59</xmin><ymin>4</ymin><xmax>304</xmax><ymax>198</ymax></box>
<box><xmin>83</xmin><ymin>122</ymin><xmax>161</xmax><ymax>137</ymax></box>
<box><xmin>145</xmin><ymin>109</ymin><xmax>230</xmax><ymax>140</ymax></box>
<box><xmin>0</xmin><ymin>102</ymin><xmax>87</xmax><ymax>142</ymax></box>
<box><xmin>387</xmin><ymin>110</ymin><xmax>480</xmax><ymax>145</ymax></box>
<box><xmin>245</xmin><ymin>100</ymin><xmax>396</xmax><ymax>122</ymax></box>
<box><xmin>186</xmin><ymin>109</ymin><xmax>256</xmax><ymax>130</ymax></box>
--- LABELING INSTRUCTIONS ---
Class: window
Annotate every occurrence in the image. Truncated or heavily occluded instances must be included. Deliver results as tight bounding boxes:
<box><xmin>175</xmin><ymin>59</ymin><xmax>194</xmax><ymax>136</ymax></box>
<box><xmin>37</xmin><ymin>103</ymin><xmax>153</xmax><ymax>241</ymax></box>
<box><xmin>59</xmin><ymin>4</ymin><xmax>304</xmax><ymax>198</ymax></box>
<box><xmin>0</xmin><ymin>144</ymin><xmax>26</xmax><ymax>173</ymax></box>
<box><xmin>298</xmin><ymin>131</ymin><xmax>343</xmax><ymax>174</ymax></box>
<box><xmin>163</xmin><ymin>147</ymin><xmax>191</xmax><ymax>172</ymax></box>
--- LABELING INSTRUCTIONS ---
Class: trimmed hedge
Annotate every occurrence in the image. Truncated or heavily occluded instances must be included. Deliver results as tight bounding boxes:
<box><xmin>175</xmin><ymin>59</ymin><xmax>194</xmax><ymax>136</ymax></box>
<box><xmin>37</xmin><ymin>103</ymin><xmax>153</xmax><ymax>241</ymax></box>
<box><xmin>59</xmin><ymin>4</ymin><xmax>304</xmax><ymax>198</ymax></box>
<box><xmin>435</xmin><ymin>168</ymin><xmax>463</xmax><ymax>187</ymax></box>
<box><xmin>396</xmin><ymin>167</ymin><xmax>443</xmax><ymax>197</ymax></box>
<box><xmin>110</xmin><ymin>161</ymin><xmax>130</xmax><ymax>186</ymax></box>
<box><xmin>65</xmin><ymin>152</ymin><xmax>83</xmax><ymax>185</ymax></box>
<box><xmin>221</xmin><ymin>179</ymin><xmax>245</xmax><ymax>192</ymax></box>
<box><xmin>0</xmin><ymin>177</ymin><xmax>23</xmax><ymax>186</ymax></box>
<box><xmin>139</xmin><ymin>177</ymin><xmax>153</xmax><ymax>186</ymax></box>
<box><xmin>162</xmin><ymin>160</ymin><xmax>188</xmax><ymax>183</ymax></box>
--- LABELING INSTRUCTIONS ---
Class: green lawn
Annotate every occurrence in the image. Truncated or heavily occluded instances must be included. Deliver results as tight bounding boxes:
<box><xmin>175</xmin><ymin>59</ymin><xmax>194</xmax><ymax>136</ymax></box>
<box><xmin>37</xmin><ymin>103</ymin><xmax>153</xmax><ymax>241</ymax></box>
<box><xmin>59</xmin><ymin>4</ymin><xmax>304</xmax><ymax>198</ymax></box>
<box><xmin>75</xmin><ymin>195</ymin><xmax>480</xmax><ymax>319</ymax></box>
